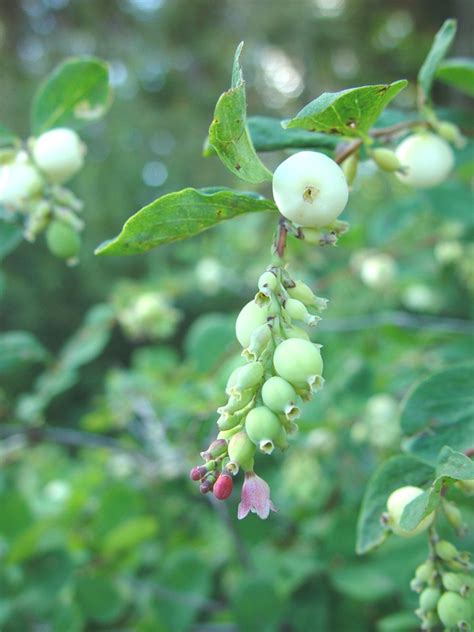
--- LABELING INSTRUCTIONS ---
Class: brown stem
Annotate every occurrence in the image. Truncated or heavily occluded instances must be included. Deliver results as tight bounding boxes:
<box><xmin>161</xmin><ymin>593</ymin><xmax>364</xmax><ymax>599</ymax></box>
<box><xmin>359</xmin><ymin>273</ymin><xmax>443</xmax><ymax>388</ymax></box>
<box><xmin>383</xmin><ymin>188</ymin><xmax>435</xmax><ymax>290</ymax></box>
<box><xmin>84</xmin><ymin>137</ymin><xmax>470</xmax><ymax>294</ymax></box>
<box><xmin>274</xmin><ymin>216</ymin><xmax>288</xmax><ymax>259</ymax></box>
<box><xmin>335</xmin><ymin>139</ymin><xmax>363</xmax><ymax>164</ymax></box>
<box><xmin>370</xmin><ymin>119</ymin><xmax>428</xmax><ymax>139</ymax></box>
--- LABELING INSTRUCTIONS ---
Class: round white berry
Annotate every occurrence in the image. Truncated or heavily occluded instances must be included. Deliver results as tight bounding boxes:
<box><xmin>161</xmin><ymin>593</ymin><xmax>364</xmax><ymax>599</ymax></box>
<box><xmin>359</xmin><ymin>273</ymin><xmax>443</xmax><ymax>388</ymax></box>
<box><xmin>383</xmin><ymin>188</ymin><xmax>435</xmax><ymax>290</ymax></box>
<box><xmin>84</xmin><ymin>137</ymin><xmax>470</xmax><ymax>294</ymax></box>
<box><xmin>33</xmin><ymin>127</ymin><xmax>85</xmax><ymax>184</ymax></box>
<box><xmin>272</xmin><ymin>151</ymin><xmax>349</xmax><ymax>228</ymax></box>
<box><xmin>395</xmin><ymin>133</ymin><xmax>454</xmax><ymax>189</ymax></box>
<box><xmin>0</xmin><ymin>156</ymin><xmax>43</xmax><ymax>207</ymax></box>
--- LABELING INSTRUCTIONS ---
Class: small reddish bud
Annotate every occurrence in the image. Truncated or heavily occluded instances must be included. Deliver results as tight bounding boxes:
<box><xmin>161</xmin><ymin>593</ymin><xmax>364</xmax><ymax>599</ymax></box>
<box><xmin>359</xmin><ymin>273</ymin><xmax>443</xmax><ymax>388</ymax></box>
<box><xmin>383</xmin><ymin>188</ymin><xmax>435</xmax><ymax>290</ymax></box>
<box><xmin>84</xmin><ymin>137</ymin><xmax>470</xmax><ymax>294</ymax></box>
<box><xmin>190</xmin><ymin>466</ymin><xmax>207</xmax><ymax>481</ymax></box>
<box><xmin>199</xmin><ymin>478</ymin><xmax>214</xmax><ymax>494</ymax></box>
<box><xmin>213</xmin><ymin>472</ymin><xmax>234</xmax><ymax>500</ymax></box>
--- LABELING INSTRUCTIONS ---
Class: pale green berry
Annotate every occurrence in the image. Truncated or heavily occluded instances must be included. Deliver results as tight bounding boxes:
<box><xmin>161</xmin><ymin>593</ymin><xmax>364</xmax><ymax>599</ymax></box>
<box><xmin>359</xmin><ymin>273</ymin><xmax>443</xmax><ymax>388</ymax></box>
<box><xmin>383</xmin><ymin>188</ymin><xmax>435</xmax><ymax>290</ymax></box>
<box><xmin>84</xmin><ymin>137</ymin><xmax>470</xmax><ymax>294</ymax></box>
<box><xmin>227</xmin><ymin>431</ymin><xmax>256</xmax><ymax>472</ymax></box>
<box><xmin>258</xmin><ymin>270</ymin><xmax>277</xmax><ymax>296</ymax></box>
<box><xmin>437</xmin><ymin>591</ymin><xmax>472</xmax><ymax>628</ymax></box>
<box><xmin>235</xmin><ymin>300</ymin><xmax>268</xmax><ymax>348</ymax></box>
<box><xmin>372</xmin><ymin>147</ymin><xmax>402</xmax><ymax>172</ymax></box>
<box><xmin>46</xmin><ymin>220</ymin><xmax>81</xmax><ymax>260</ymax></box>
<box><xmin>282</xmin><ymin>325</ymin><xmax>310</xmax><ymax>340</ymax></box>
<box><xmin>287</xmin><ymin>280</ymin><xmax>327</xmax><ymax>310</ymax></box>
<box><xmin>245</xmin><ymin>406</ymin><xmax>286</xmax><ymax>454</ymax></box>
<box><xmin>33</xmin><ymin>127</ymin><xmax>85</xmax><ymax>183</ymax></box>
<box><xmin>242</xmin><ymin>323</ymin><xmax>272</xmax><ymax>362</ymax></box>
<box><xmin>272</xmin><ymin>151</ymin><xmax>349</xmax><ymax>228</ymax></box>
<box><xmin>436</xmin><ymin>121</ymin><xmax>466</xmax><ymax>148</ymax></box>
<box><xmin>435</xmin><ymin>540</ymin><xmax>459</xmax><ymax>562</ymax></box>
<box><xmin>415</xmin><ymin>561</ymin><xmax>435</xmax><ymax>583</ymax></box>
<box><xmin>341</xmin><ymin>152</ymin><xmax>358</xmax><ymax>185</ymax></box>
<box><xmin>386</xmin><ymin>486</ymin><xmax>434</xmax><ymax>537</ymax></box>
<box><xmin>0</xmin><ymin>158</ymin><xmax>43</xmax><ymax>206</ymax></box>
<box><xmin>442</xmin><ymin>573</ymin><xmax>474</xmax><ymax>595</ymax></box>
<box><xmin>419</xmin><ymin>587</ymin><xmax>441</xmax><ymax>613</ymax></box>
<box><xmin>261</xmin><ymin>376</ymin><xmax>300</xmax><ymax>421</ymax></box>
<box><xmin>395</xmin><ymin>133</ymin><xmax>454</xmax><ymax>189</ymax></box>
<box><xmin>359</xmin><ymin>253</ymin><xmax>396</xmax><ymax>288</ymax></box>
<box><xmin>226</xmin><ymin>361</ymin><xmax>264</xmax><ymax>397</ymax></box>
<box><xmin>273</xmin><ymin>338</ymin><xmax>323</xmax><ymax>390</ymax></box>
<box><xmin>284</xmin><ymin>298</ymin><xmax>319</xmax><ymax>326</ymax></box>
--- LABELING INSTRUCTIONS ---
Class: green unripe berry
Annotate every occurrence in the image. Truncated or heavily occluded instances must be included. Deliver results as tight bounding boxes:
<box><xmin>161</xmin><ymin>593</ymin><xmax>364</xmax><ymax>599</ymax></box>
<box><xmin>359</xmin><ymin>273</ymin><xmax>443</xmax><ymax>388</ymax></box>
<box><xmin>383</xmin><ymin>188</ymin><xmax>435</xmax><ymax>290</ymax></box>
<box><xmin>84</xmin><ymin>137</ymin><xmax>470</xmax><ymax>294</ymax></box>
<box><xmin>282</xmin><ymin>325</ymin><xmax>310</xmax><ymax>340</ymax></box>
<box><xmin>419</xmin><ymin>587</ymin><xmax>441</xmax><ymax>613</ymax></box>
<box><xmin>235</xmin><ymin>300</ymin><xmax>268</xmax><ymax>348</ymax></box>
<box><xmin>273</xmin><ymin>338</ymin><xmax>323</xmax><ymax>390</ymax></box>
<box><xmin>436</xmin><ymin>121</ymin><xmax>466</xmax><ymax>148</ymax></box>
<box><xmin>242</xmin><ymin>323</ymin><xmax>272</xmax><ymax>362</ymax></box>
<box><xmin>443</xmin><ymin>501</ymin><xmax>465</xmax><ymax>531</ymax></box>
<box><xmin>435</xmin><ymin>540</ymin><xmax>459</xmax><ymax>562</ymax></box>
<box><xmin>287</xmin><ymin>280</ymin><xmax>326</xmax><ymax>309</ymax></box>
<box><xmin>284</xmin><ymin>298</ymin><xmax>319</xmax><ymax>326</ymax></box>
<box><xmin>245</xmin><ymin>406</ymin><xmax>286</xmax><ymax>454</ymax></box>
<box><xmin>227</xmin><ymin>431</ymin><xmax>256</xmax><ymax>473</ymax></box>
<box><xmin>437</xmin><ymin>591</ymin><xmax>472</xmax><ymax>628</ymax></box>
<box><xmin>46</xmin><ymin>220</ymin><xmax>81</xmax><ymax>259</ymax></box>
<box><xmin>416</xmin><ymin>561</ymin><xmax>435</xmax><ymax>583</ymax></box>
<box><xmin>386</xmin><ymin>486</ymin><xmax>434</xmax><ymax>537</ymax></box>
<box><xmin>226</xmin><ymin>362</ymin><xmax>264</xmax><ymax>397</ymax></box>
<box><xmin>341</xmin><ymin>152</ymin><xmax>358</xmax><ymax>185</ymax></box>
<box><xmin>261</xmin><ymin>376</ymin><xmax>300</xmax><ymax>421</ymax></box>
<box><xmin>372</xmin><ymin>147</ymin><xmax>402</xmax><ymax>172</ymax></box>
<box><xmin>258</xmin><ymin>270</ymin><xmax>277</xmax><ymax>296</ymax></box>
<box><xmin>442</xmin><ymin>573</ymin><xmax>474</xmax><ymax>595</ymax></box>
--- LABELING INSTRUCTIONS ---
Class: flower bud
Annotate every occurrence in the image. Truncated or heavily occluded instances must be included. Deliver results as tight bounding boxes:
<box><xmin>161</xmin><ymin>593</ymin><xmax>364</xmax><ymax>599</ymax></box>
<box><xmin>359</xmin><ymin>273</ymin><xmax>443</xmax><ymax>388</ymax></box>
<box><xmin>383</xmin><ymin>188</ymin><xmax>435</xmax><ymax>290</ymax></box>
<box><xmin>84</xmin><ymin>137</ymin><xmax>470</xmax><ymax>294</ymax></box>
<box><xmin>245</xmin><ymin>406</ymin><xmax>286</xmax><ymax>455</ymax></box>
<box><xmin>273</xmin><ymin>338</ymin><xmax>323</xmax><ymax>390</ymax></box>
<box><xmin>228</xmin><ymin>431</ymin><xmax>256</xmax><ymax>472</ymax></box>
<box><xmin>200</xmin><ymin>439</ymin><xmax>227</xmax><ymax>461</ymax></box>
<box><xmin>33</xmin><ymin>127</ymin><xmax>85</xmax><ymax>183</ymax></box>
<box><xmin>437</xmin><ymin>591</ymin><xmax>472</xmax><ymax>629</ymax></box>
<box><xmin>45</xmin><ymin>220</ymin><xmax>81</xmax><ymax>260</ymax></box>
<box><xmin>386</xmin><ymin>486</ymin><xmax>434</xmax><ymax>537</ymax></box>
<box><xmin>284</xmin><ymin>298</ymin><xmax>320</xmax><ymax>327</ymax></box>
<box><xmin>341</xmin><ymin>152</ymin><xmax>358</xmax><ymax>185</ymax></box>
<box><xmin>226</xmin><ymin>362</ymin><xmax>264</xmax><ymax>397</ymax></box>
<box><xmin>235</xmin><ymin>300</ymin><xmax>268</xmax><ymax>348</ymax></box>
<box><xmin>443</xmin><ymin>501</ymin><xmax>465</xmax><ymax>532</ymax></box>
<box><xmin>199</xmin><ymin>473</ymin><xmax>216</xmax><ymax>494</ymax></box>
<box><xmin>261</xmin><ymin>376</ymin><xmax>300</xmax><ymax>421</ymax></box>
<box><xmin>287</xmin><ymin>280</ymin><xmax>327</xmax><ymax>311</ymax></box>
<box><xmin>242</xmin><ymin>323</ymin><xmax>272</xmax><ymax>362</ymax></box>
<box><xmin>371</xmin><ymin>147</ymin><xmax>402</xmax><ymax>172</ymax></box>
<box><xmin>419</xmin><ymin>587</ymin><xmax>441</xmax><ymax>613</ymax></box>
<box><xmin>190</xmin><ymin>465</ymin><xmax>208</xmax><ymax>481</ymax></box>
<box><xmin>213</xmin><ymin>471</ymin><xmax>233</xmax><ymax>500</ymax></box>
<box><xmin>435</xmin><ymin>540</ymin><xmax>459</xmax><ymax>562</ymax></box>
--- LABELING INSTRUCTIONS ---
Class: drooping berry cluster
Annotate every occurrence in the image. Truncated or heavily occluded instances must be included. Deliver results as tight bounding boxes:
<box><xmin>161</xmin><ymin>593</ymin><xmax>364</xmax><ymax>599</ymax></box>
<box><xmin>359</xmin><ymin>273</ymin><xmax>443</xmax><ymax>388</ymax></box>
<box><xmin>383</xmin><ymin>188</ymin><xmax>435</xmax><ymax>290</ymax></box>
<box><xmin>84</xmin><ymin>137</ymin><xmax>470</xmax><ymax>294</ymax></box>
<box><xmin>190</xmin><ymin>265</ymin><xmax>327</xmax><ymax>519</ymax></box>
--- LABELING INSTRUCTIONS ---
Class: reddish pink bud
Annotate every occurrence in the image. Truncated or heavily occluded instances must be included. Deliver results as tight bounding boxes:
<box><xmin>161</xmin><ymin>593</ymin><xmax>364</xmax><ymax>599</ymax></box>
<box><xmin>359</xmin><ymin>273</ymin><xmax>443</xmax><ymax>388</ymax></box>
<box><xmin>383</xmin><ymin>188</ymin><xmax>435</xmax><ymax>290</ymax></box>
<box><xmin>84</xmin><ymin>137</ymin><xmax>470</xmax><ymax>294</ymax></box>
<box><xmin>199</xmin><ymin>478</ymin><xmax>214</xmax><ymax>494</ymax></box>
<box><xmin>190</xmin><ymin>466</ymin><xmax>207</xmax><ymax>481</ymax></box>
<box><xmin>213</xmin><ymin>472</ymin><xmax>234</xmax><ymax>500</ymax></box>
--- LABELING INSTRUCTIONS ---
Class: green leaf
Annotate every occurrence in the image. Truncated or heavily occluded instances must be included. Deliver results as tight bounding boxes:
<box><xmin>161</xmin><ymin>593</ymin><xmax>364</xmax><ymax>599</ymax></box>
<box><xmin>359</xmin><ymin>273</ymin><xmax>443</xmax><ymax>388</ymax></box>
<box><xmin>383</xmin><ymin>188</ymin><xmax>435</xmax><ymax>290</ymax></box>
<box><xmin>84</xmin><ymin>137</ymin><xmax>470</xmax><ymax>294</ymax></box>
<box><xmin>436</xmin><ymin>58</ymin><xmax>474</xmax><ymax>97</ymax></box>
<box><xmin>208</xmin><ymin>43</ymin><xmax>272</xmax><ymax>183</ymax></box>
<box><xmin>95</xmin><ymin>187</ymin><xmax>277</xmax><ymax>256</ymax></box>
<box><xmin>399</xmin><ymin>446</ymin><xmax>474</xmax><ymax>532</ymax></box>
<box><xmin>418</xmin><ymin>19</ymin><xmax>457</xmax><ymax>104</ymax></box>
<box><xmin>184</xmin><ymin>313</ymin><xmax>236</xmax><ymax>372</ymax></box>
<box><xmin>330</xmin><ymin>563</ymin><xmax>396</xmax><ymax>601</ymax></box>
<box><xmin>102</xmin><ymin>516</ymin><xmax>158</xmax><ymax>556</ymax></box>
<box><xmin>376</xmin><ymin>611</ymin><xmax>420</xmax><ymax>632</ymax></box>
<box><xmin>0</xmin><ymin>221</ymin><xmax>23</xmax><ymax>260</ymax></box>
<box><xmin>248</xmin><ymin>116</ymin><xmax>340</xmax><ymax>152</ymax></box>
<box><xmin>283</xmin><ymin>81</ymin><xmax>408</xmax><ymax>138</ymax></box>
<box><xmin>0</xmin><ymin>331</ymin><xmax>49</xmax><ymax>373</ymax></box>
<box><xmin>356</xmin><ymin>455</ymin><xmax>434</xmax><ymax>555</ymax></box>
<box><xmin>75</xmin><ymin>572</ymin><xmax>126</xmax><ymax>624</ymax></box>
<box><xmin>0</xmin><ymin>124</ymin><xmax>19</xmax><ymax>148</ymax></box>
<box><xmin>31</xmin><ymin>57</ymin><xmax>111</xmax><ymax>135</ymax></box>
<box><xmin>231</xmin><ymin>576</ymin><xmax>284</xmax><ymax>632</ymax></box>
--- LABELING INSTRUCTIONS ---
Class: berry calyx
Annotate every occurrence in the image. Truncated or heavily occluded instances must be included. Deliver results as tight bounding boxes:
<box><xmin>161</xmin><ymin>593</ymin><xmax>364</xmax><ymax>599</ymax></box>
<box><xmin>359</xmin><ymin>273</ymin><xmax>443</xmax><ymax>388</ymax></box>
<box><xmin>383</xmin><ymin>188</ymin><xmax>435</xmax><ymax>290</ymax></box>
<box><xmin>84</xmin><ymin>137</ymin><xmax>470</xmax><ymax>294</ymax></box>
<box><xmin>228</xmin><ymin>431</ymin><xmax>256</xmax><ymax>472</ymax></box>
<box><xmin>245</xmin><ymin>406</ymin><xmax>286</xmax><ymax>454</ymax></box>
<box><xmin>272</xmin><ymin>151</ymin><xmax>349</xmax><ymax>228</ymax></box>
<box><xmin>395</xmin><ymin>133</ymin><xmax>454</xmax><ymax>189</ymax></box>
<box><xmin>386</xmin><ymin>486</ymin><xmax>434</xmax><ymax>537</ymax></box>
<box><xmin>45</xmin><ymin>220</ymin><xmax>81</xmax><ymax>260</ymax></box>
<box><xmin>261</xmin><ymin>376</ymin><xmax>300</xmax><ymax>421</ymax></box>
<box><xmin>33</xmin><ymin>127</ymin><xmax>85</xmax><ymax>184</ymax></box>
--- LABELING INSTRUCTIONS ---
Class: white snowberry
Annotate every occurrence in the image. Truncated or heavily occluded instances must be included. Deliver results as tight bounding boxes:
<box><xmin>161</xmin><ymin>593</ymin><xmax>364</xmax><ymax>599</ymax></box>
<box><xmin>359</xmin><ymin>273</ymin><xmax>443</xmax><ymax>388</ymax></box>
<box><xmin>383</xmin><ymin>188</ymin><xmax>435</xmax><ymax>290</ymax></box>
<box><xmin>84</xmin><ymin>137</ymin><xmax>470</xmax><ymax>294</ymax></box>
<box><xmin>386</xmin><ymin>486</ymin><xmax>434</xmax><ymax>537</ymax></box>
<box><xmin>0</xmin><ymin>154</ymin><xmax>43</xmax><ymax>207</ymax></box>
<box><xmin>33</xmin><ymin>127</ymin><xmax>85</xmax><ymax>184</ymax></box>
<box><xmin>395</xmin><ymin>133</ymin><xmax>454</xmax><ymax>189</ymax></box>
<box><xmin>272</xmin><ymin>151</ymin><xmax>349</xmax><ymax>228</ymax></box>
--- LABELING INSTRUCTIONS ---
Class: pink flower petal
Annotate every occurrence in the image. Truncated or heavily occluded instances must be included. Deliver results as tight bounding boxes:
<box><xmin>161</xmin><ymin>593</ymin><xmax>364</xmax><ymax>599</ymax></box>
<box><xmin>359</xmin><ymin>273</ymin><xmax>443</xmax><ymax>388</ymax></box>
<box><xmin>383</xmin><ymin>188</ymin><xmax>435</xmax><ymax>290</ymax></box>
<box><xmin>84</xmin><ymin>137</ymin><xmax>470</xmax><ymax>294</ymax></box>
<box><xmin>237</xmin><ymin>471</ymin><xmax>277</xmax><ymax>520</ymax></box>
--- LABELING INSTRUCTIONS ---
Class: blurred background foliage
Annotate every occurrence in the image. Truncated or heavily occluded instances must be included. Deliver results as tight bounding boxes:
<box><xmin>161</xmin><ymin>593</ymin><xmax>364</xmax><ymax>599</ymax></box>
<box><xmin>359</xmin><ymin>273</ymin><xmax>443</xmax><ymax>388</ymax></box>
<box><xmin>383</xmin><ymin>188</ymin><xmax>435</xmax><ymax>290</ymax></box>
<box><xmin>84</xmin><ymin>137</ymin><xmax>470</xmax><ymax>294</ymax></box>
<box><xmin>0</xmin><ymin>0</ymin><xmax>473</xmax><ymax>630</ymax></box>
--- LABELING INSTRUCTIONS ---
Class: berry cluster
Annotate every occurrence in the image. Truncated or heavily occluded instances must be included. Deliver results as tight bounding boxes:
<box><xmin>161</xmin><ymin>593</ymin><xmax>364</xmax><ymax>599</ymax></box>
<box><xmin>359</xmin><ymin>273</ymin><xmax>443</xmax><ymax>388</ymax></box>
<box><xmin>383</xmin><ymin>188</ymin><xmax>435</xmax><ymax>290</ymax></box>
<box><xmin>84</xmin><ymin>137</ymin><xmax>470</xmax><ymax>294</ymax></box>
<box><xmin>190</xmin><ymin>267</ymin><xmax>327</xmax><ymax>519</ymax></box>
<box><xmin>0</xmin><ymin>127</ymin><xmax>86</xmax><ymax>262</ymax></box>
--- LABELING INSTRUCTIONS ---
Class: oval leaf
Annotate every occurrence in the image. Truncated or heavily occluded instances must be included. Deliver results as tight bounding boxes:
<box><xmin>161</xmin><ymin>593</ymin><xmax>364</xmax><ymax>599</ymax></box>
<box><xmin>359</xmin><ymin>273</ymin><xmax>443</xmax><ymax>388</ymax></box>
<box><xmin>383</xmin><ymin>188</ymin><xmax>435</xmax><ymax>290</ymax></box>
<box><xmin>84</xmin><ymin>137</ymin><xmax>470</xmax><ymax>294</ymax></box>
<box><xmin>283</xmin><ymin>81</ymin><xmax>408</xmax><ymax>138</ymax></box>
<box><xmin>31</xmin><ymin>57</ymin><xmax>111</xmax><ymax>134</ymax></box>
<box><xmin>95</xmin><ymin>188</ymin><xmax>277</xmax><ymax>256</ymax></box>
<box><xmin>356</xmin><ymin>455</ymin><xmax>434</xmax><ymax>555</ymax></box>
<box><xmin>208</xmin><ymin>43</ymin><xmax>272</xmax><ymax>183</ymax></box>
<box><xmin>417</xmin><ymin>19</ymin><xmax>457</xmax><ymax>104</ymax></box>
<box><xmin>436</xmin><ymin>57</ymin><xmax>474</xmax><ymax>97</ymax></box>
<box><xmin>0</xmin><ymin>331</ymin><xmax>49</xmax><ymax>373</ymax></box>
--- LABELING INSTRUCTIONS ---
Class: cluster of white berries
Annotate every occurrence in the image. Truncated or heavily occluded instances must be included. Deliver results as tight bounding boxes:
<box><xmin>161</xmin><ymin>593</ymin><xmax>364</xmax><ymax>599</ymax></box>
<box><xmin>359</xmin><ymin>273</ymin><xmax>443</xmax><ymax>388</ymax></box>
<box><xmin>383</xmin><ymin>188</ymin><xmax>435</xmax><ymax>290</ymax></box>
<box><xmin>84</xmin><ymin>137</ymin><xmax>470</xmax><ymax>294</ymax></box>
<box><xmin>0</xmin><ymin>127</ymin><xmax>86</xmax><ymax>261</ymax></box>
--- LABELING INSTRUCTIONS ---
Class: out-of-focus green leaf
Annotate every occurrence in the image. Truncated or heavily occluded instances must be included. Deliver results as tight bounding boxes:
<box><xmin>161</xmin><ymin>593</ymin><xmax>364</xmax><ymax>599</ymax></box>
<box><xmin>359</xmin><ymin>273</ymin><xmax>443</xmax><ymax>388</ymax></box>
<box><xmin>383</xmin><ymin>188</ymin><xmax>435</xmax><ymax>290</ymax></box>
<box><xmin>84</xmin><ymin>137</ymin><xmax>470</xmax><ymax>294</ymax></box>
<box><xmin>0</xmin><ymin>124</ymin><xmax>19</xmax><ymax>148</ymax></box>
<box><xmin>52</xmin><ymin>603</ymin><xmax>84</xmax><ymax>632</ymax></box>
<box><xmin>436</xmin><ymin>58</ymin><xmax>474</xmax><ymax>97</ymax></box>
<box><xmin>75</xmin><ymin>572</ymin><xmax>126</xmax><ymax>624</ymax></box>
<box><xmin>95</xmin><ymin>188</ymin><xmax>277</xmax><ymax>256</ymax></box>
<box><xmin>283</xmin><ymin>81</ymin><xmax>407</xmax><ymax>137</ymax></box>
<box><xmin>330</xmin><ymin>563</ymin><xmax>396</xmax><ymax>601</ymax></box>
<box><xmin>356</xmin><ymin>455</ymin><xmax>434</xmax><ymax>555</ymax></box>
<box><xmin>376</xmin><ymin>611</ymin><xmax>419</xmax><ymax>632</ymax></box>
<box><xmin>231</xmin><ymin>576</ymin><xmax>284</xmax><ymax>632</ymax></box>
<box><xmin>31</xmin><ymin>57</ymin><xmax>111</xmax><ymax>134</ymax></box>
<box><xmin>102</xmin><ymin>516</ymin><xmax>158</xmax><ymax>556</ymax></box>
<box><xmin>0</xmin><ymin>331</ymin><xmax>49</xmax><ymax>373</ymax></box>
<box><xmin>184</xmin><ymin>313</ymin><xmax>236</xmax><ymax>372</ymax></box>
<box><xmin>208</xmin><ymin>43</ymin><xmax>272</xmax><ymax>183</ymax></box>
<box><xmin>417</xmin><ymin>19</ymin><xmax>457</xmax><ymax>104</ymax></box>
<box><xmin>0</xmin><ymin>221</ymin><xmax>23</xmax><ymax>260</ymax></box>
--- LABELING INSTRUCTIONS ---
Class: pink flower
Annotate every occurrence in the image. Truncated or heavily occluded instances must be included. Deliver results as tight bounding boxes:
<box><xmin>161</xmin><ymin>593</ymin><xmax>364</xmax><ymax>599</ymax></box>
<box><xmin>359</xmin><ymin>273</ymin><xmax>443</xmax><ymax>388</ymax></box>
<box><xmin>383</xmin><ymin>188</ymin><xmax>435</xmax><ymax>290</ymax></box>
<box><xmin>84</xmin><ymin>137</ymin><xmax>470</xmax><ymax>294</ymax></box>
<box><xmin>237</xmin><ymin>471</ymin><xmax>277</xmax><ymax>520</ymax></box>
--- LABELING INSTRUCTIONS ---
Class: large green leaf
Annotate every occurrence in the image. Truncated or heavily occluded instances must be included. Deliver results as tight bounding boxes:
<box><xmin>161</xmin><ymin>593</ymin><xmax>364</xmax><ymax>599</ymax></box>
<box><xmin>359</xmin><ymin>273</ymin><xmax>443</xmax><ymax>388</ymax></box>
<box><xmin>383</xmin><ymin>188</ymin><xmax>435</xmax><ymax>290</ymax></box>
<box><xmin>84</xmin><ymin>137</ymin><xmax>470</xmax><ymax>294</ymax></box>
<box><xmin>417</xmin><ymin>19</ymin><xmax>457</xmax><ymax>104</ymax></box>
<box><xmin>356</xmin><ymin>455</ymin><xmax>434</xmax><ymax>555</ymax></box>
<box><xmin>95</xmin><ymin>187</ymin><xmax>277</xmax><ymax>256</ymax></box>
<box><xmin>436</xmin><ymin>58</ymin><xmax>474</xmax><ymax>97</ymax></box>
<box><xmin>283</xmin><ymin>81</ymin><xmax>407</xmax><ymax>138</ymax></box>
<box><xmin>0</xmin><ymin>331</ymin><xmax>49</xmax><ymax>373</ymax></box>
<box><xmin>208</xmin><ymin>43</ymin><xmax>272</xmax><ymax>183</ymax></box>
<box><xmin>31</xmin><ymin>57</ymin><xmax>111</xmax><ymax>134</ymax></box>
<box><xmin>0</xmin><ymin>220</ymin><xmax>23</xmax><ymax>260</ymax></box>
<box><xmin>399</xmin><ymin>447</ymin><xmax>474</xmax><ymax>532</ymax></box>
